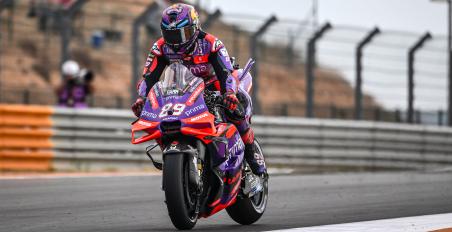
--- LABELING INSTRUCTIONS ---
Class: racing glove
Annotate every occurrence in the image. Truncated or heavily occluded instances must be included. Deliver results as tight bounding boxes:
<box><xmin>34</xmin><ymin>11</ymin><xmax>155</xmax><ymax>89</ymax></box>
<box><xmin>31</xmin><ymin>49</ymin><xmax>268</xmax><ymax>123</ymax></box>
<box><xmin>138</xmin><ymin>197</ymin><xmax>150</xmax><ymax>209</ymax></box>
<box><xmin>223</xmin><ymin>91</ymin><xmax>239</xmax><ymax>111</ymax></box>
<box><xmin>131</xmin><ymin>98</ymin><xmax>144</xmax><ymax>117</ymax></box>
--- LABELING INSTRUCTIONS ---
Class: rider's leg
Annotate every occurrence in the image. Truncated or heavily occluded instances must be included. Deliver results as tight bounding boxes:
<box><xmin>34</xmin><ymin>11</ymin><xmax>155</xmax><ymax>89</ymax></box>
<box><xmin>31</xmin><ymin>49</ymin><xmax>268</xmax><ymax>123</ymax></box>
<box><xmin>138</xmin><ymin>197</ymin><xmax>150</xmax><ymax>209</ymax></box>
<box><xmin>241</xmin><ymin>127</ymin><xmax>266</xmax><ymax>175</ymax></box>
<box><xmin>229</xmin><ymin>91</ymin><xmax>267</xmax><ymax>176</ymax></box>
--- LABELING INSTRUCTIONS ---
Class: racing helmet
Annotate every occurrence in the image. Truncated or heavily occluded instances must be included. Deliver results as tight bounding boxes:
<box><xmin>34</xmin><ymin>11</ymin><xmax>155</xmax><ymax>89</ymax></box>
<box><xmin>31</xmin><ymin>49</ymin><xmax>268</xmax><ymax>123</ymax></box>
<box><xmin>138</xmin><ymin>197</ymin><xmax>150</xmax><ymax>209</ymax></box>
<box><xmin>161</xmin><ymin>3</ymin><xmax>200</xmax><ymax>51</ymax></box>
<box><xmin>61</xmin><ymin>60</ymin><xmax>80</xmax><ymax>78</ymax></box>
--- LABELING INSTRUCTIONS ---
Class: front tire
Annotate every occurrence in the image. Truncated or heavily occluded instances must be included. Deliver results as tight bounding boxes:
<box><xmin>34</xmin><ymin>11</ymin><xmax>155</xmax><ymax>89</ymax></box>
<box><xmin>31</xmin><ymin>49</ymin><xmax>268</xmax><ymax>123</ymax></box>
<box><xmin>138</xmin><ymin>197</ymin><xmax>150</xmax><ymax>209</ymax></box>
<box><xmin>163</xmin><ymin>154</ymin><xmax>198</xmax><ymax>230</ymax></box>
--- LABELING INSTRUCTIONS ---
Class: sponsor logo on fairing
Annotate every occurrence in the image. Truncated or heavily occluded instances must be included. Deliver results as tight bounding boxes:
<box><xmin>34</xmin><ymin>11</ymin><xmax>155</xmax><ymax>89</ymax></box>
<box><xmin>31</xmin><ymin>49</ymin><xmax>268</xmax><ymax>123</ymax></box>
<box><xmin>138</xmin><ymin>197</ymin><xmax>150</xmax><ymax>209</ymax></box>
<box><xmin>190</xmin><ymin>112</ymin><xmax>209</xmax><ymax>122</ymax></box>
<box><xmin>138</xmin><ymin>120</ymin><xmax>152</xmax><ymax>126</ymax></box>
<box><xmin>187</xmin><ymin>83</ymin><xmax>204</xmax><ymax>106</ymax></box>
<box><xmin>163</xmin><ymin>95</ymin><xmax>179</xmax><ymax>100</ymax></box>
<box><xmin>188</xmin><ymin>77</ymin><xmax>198</xmax><ymax>87</ymax></box>
<box><xmin>228</xmin><ymin>134</ymin><xmax>244</xmax><ymax>156</ymax></box>
<box><xmin>141</xmin><ymin>110</ymin><xmax>157</xmax><ymax>119</ymax></box>
<box><xmin>185</xmin><ymin>104</ymin><xmax>205</xmax><ymax>116</ymax></box>
<box><xmin>166</xmin><ymin>89</ymin><xmax>179</xmax><ymax>95</ymax></box>
<box><xmin>163</xmin><ymin>116</ymin><xmax>179</xmax><ymax>121</ymax></box>
<box><xmin>153</xmin><ymin>87</ymin><xmax>160</xmax><ymax>98</ymax></box>
<box><xmin>189</xmin><ymin>79</ymin><xmax>204</xmax><ymax>92</ymax></box>
<box><xmin>148</xmin><ymin>90</ymin><xmax>159</xmax><ymax>109</ymax></box>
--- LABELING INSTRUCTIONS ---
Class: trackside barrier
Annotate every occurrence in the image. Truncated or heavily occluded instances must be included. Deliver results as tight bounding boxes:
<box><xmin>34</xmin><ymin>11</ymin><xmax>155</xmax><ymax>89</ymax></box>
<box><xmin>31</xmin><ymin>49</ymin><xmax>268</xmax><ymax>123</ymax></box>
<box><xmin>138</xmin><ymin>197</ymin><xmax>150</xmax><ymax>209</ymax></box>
<box><xmin>3</xmin><ymin>106</ymin><xmax>452</xmax><ymax>172</ymax></box>
<box><xmin>0</xmin><ymin>105</ymin><xmax>54</xmax><ymax>171</ymax></box>
<box><xmin>51</xmin><ymin>108</ymin><xmax>151</xmax><ymax>171</ymax></box>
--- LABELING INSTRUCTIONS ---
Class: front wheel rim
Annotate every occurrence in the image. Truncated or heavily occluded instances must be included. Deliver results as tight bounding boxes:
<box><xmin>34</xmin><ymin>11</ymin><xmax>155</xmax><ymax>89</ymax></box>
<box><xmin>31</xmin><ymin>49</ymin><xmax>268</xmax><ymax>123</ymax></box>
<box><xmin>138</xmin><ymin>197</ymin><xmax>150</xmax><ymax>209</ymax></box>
<box><xmin>183</xmin><ymin>159</ymin><xmax>199</xmax><ymax>222</ymax></box>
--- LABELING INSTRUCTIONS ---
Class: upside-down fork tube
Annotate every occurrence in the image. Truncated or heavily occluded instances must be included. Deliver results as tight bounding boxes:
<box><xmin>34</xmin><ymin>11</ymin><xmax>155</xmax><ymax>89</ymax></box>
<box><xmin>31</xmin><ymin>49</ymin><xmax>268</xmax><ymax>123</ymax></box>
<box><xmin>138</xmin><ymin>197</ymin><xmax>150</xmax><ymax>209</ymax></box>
<box><xmin>160</xmin><ymin>137</ymin><xmax>208</xmax><ymax>190</ymax></box>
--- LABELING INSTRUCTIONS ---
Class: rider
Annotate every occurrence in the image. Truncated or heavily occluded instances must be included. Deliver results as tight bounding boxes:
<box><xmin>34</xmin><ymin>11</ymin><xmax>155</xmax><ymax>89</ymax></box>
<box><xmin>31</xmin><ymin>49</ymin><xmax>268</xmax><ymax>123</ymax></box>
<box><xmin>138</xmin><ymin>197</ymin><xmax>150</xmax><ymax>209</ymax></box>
<box><xmin>131</xmin><ymin>3</ymin><xmax>267</xmax><ymax>177</ymax></box>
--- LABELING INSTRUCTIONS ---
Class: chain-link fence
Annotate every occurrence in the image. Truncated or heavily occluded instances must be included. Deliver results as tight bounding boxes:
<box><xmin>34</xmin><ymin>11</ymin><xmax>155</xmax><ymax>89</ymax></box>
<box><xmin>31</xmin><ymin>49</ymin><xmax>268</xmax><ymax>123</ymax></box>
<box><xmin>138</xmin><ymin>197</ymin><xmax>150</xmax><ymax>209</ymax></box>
<box><xmin>211</xmin><ymin>12</ymin><xmax>448</xmax><ymax>125</ymax></box>
<box><xmin>0</xmin><ymin>1</ymin><xmax>449</xmax><ymax>125</ymax></box>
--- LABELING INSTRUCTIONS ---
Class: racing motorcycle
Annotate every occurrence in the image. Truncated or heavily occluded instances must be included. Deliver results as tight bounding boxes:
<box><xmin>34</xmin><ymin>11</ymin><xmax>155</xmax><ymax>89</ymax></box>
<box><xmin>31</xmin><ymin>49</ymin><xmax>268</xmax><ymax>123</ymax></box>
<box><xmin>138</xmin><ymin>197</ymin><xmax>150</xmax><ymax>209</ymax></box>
<box><xmin>131</xmin><ymin>60</ymin><xmax>268</xmax><ymax>230</ymax></box>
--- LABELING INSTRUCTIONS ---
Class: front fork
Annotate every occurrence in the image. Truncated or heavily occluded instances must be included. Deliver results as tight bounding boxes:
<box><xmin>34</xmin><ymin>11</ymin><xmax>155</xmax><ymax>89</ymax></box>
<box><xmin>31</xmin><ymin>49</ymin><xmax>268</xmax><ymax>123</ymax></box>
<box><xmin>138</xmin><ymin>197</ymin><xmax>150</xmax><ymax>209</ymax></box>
<box><xmin>153</xmin><ymin>140</ymin><xmax>205</xmax><ymax>191</ymax></box>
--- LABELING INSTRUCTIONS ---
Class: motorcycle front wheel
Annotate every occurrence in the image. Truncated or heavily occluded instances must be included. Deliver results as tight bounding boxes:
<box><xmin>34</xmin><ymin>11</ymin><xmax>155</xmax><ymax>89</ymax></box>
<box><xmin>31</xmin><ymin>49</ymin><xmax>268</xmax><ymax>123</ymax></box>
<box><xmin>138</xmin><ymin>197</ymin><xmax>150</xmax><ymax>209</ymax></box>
<box><xmin>163</xmin><ymin>153</ymin><xmax>198</xmax><ymax>230</ymax></box>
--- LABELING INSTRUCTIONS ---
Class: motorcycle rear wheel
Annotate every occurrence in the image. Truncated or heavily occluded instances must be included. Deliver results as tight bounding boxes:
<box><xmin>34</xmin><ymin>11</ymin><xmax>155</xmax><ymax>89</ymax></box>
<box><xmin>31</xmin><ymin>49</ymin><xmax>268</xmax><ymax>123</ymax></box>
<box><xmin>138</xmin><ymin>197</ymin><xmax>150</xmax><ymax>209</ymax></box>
<box><xmin>226</xmin><ymin>140</ymin><xmax>268</xmax><ymax>225</ymax></box>
<box><xmin>163</xmin><ymin>153</ymin><xmax>198</xmax><ymax>230</ymax></box>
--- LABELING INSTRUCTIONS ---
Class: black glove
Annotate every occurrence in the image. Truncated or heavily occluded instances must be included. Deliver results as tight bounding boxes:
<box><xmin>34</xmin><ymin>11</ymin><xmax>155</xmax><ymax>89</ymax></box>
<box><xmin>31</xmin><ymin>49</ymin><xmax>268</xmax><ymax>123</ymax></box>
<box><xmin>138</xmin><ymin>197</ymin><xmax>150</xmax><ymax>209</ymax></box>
<box><xmin>223</xmin><ymin>91</ymin><xmax>239</xmax><ymax>111</ymax></box>
<box><xmin>132</xmin><ymin>98</ymin><xmax>144</xmax><ymax>117</ymax></box>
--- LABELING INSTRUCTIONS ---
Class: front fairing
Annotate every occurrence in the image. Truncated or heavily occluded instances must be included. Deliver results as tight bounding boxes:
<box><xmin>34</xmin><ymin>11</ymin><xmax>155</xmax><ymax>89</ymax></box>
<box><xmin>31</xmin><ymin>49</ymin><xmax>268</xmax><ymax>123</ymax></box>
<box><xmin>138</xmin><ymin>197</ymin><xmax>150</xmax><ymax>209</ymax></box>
<box><xmin>132</xmin><ymin>79</ymin><xmax>216</xmax><ymax>144</ymax></box>
<box><xmin>142</xmin><ymin>79</ymin><xmax>209</xmax><ymax>120</ymax></box>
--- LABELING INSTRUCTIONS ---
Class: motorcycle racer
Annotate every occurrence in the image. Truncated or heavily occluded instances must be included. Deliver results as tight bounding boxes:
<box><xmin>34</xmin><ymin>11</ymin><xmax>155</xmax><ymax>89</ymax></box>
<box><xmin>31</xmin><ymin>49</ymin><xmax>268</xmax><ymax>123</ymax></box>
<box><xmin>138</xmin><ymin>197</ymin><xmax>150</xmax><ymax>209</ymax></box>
<box><xmin>131</xmin><ymin>3</ymin><xmax>266</xmax><ymax>177</ymax></box>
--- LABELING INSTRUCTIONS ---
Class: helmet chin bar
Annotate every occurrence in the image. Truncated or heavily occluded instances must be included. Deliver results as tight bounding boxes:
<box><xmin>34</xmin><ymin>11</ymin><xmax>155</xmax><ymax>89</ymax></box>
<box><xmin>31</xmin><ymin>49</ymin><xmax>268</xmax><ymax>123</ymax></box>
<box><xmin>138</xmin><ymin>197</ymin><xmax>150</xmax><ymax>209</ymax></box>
<box><xmin>166</xmin><ymin>32</ymin><xmax>198</xmax><ymax>53</ymax></box>
<box><xmin>162</xmin><ymin>25</ymin><xmax>197</xmax><ymax>50</ymax></box>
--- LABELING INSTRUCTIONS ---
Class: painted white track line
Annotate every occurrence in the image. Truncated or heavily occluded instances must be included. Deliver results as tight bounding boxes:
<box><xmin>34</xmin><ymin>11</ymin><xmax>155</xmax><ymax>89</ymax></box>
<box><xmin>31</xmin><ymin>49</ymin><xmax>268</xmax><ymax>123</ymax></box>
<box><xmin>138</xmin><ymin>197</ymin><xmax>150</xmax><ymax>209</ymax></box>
<box><xmin>268</xmin><ymin>213</ymin><xmax>452</xmax><ymax>232</ymax></box>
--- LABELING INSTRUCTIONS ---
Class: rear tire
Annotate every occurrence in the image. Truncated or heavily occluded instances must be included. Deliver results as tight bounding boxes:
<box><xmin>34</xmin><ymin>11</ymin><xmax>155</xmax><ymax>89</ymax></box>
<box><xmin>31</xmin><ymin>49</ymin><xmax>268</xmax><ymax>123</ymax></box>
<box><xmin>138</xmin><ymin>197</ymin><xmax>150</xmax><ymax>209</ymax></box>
<box><xmin>226</xmin><ymin>178</ymin><xmax>268</xmax><ymax>225</ymax></box>
<box><xmin>163</xmin><ymin>154</ymin><xmax>198</xmax><ymax>230</ymax></box>
<box><xmin>226</xmin><ymin>140</ymin><xmax>268</xmax><ymax>225</ymax></box>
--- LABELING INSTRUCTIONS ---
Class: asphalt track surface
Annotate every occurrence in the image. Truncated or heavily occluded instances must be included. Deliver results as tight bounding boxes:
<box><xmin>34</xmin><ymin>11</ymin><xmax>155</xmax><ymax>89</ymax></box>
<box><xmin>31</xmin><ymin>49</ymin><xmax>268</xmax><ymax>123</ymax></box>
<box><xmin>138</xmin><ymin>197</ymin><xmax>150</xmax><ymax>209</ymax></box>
<box><xmin>1</xmin><ymin>171</ymin><xmax>452</xmax><ymax>232</ymax></box>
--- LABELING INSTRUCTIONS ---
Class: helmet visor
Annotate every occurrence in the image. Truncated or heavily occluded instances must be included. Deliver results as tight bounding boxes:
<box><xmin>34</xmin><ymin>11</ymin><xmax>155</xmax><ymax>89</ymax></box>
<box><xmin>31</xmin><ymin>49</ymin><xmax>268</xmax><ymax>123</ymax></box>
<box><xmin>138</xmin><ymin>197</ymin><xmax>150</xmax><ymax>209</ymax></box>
<box><xmin>162</xmin><ymin>25</ymin><xmax>196</xmax><ymax>46</ymax></box>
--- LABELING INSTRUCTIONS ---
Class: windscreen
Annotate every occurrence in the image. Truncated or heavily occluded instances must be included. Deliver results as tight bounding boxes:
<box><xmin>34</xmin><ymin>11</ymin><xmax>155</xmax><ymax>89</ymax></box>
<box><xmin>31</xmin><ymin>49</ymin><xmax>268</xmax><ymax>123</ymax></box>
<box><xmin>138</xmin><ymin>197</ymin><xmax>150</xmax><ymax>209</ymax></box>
<box><xmin>161</xmin><ymin>63</ymin><xmax>196</xmax><ymax>95</ymax></box>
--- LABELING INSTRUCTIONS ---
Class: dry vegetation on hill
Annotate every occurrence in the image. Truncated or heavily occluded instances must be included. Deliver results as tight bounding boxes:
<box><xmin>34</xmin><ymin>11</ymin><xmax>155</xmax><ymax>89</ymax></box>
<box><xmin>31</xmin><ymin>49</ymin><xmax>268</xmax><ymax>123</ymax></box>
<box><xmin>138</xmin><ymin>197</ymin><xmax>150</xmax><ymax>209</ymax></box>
<box><xmin>0</xmin><ymin>0</ymin><xmax>377</xmax><ymax>116</ymax></box>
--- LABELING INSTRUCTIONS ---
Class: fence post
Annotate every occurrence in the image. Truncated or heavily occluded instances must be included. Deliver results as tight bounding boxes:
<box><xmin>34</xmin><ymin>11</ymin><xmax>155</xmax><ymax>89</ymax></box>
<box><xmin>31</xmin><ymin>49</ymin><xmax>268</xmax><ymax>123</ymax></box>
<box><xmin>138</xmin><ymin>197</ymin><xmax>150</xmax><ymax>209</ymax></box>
<box><xmin>232</xmin><ymin>26</ymin><xmax>240</xmax><ymax>58</ymax></box>
<box><xmin>438</xmin><ymin>110</ymin><xmax>444</xmax><ymax>126</ymax></box>
<box><xmin>0</xmin><ymin>0</ymin><xmax>14</xmax><ymax>43</ymax></box>
<box><xmin>355</xmin><ymin>27</ymin><xmax>380</xmax><ymax>120</ymax></box>
<box><xmin>286</xmin><ymin>30</ymin><xmax>295</xmax><ymax>67</ymax></box>
<box><xmin>23</xmin><ymin>89</ymin><xmax>30</xmax><ymax>105</ymax></box>
<box><xmin>305</xmin><ymin>22</ymin><xmax>332</xmax><ymax>118</ymax></box>
<box><xmin>130</xmin><ymin>3</ymin><xmax>159</xmax><ymax>103</ymax></box>
<box><xmin>407</xmin><ymin>32</ymin><xmax>431</xmax><ymax>123</ymax></box>
<box><xmin>202</xmin><ymin>9</ymin><xmax>221</xmax><ymax>30</ymax></box>
<box><xmin>374</xmin><ymin>108</ymin><xmax>381</xmax><ymax>121</ymax></box>
<box><xmin>249</xmin><ymin>15</ymin><xmax>277</xmax><ymax>114</ymax></box>
<box><xmin>0</xmin><ymin>1</ymin><xmax>3</xmax><ymax>81</ymax></box>
<box><xmin>448</xmin><ymin>0</ymin><xmax>452</xmax><ymax>127</ymax></box>
<box><xmin>59</xmin><ymin>0</ymin><xmax>88</xmax><ymax>73</ymax></box>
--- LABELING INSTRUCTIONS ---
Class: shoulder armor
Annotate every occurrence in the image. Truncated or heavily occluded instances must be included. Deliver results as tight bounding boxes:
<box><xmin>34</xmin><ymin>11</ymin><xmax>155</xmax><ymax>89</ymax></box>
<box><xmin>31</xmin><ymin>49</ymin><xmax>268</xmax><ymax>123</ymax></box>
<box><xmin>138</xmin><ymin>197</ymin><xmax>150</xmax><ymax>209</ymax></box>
<box><xmin>204</xmin><ymin>33</ymin><xmax>224</xmax><ymax>53</ymax></box>
<box><xmin>150</xmin><ymin>38</ymin><xmax>165</xmax><ymax>56</ymax></box>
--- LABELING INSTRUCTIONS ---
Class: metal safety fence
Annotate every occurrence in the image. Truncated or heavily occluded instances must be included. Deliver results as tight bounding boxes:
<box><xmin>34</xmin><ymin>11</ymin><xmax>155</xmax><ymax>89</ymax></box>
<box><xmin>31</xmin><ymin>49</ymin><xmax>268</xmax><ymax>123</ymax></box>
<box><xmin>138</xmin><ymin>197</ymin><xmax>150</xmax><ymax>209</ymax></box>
<box><xmin>2</xmin><ymin>105</ymin><xmax>452</xmax><ymax>172</ymax></box>
<box><xmin>0</xmin><ymin>1</ymin><xmax>449</xmax><ymax>126</ymax></box>
<box><xmin>50</xmin><ymin>108</ymin><xmax>452</xmax><ymax>171</ymax></box>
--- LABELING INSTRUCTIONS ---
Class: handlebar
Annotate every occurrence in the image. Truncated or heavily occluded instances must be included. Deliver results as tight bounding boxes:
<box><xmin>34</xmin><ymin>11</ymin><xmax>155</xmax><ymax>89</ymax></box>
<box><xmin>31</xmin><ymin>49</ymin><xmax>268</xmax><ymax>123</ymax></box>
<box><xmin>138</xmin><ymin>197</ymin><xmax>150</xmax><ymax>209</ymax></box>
<box><xmin>203</xmin><ymin>90</ymin><xmax>245</xmax><ymax>120</ymax></box>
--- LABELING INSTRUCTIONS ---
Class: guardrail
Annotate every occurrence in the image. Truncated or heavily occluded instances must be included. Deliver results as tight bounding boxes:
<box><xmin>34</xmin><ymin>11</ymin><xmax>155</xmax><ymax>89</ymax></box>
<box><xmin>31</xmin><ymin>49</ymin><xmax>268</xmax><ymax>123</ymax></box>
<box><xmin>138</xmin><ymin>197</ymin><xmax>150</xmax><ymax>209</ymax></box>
<box><xmin>51</xmin><ymin>108</ymin><xmax>151</xmax><ymax>171</ymax></box>
<box><xmin>2</xmin><ymin>105</ymin><xmax>452</xmax><ymax>172</ymax></box>
<box><xmin>253</xmin><ymin>117</ymin><xmax>452</xmax><ymax>170</ymax></box>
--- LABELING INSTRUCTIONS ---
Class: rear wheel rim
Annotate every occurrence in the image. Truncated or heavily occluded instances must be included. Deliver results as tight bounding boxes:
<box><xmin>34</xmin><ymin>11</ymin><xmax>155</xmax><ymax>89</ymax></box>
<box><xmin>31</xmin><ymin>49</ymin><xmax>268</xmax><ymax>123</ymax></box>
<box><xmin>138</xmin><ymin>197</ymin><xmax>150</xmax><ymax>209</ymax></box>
<box><xmin>249</xmin><ymin>140</ymin><xmax>268</xmax><ymax>213</ymax></box>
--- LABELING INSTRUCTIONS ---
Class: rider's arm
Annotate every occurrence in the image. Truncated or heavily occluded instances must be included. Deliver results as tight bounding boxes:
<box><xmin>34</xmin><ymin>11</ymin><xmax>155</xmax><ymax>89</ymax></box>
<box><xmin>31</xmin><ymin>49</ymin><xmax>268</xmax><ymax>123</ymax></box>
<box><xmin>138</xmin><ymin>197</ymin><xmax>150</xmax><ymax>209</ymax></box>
<box><xmin>207</xmin><ymin>37</ymin><xmax>238</xmax><ymax>94</ymax></box>
<box><xmin>142</xmin><ymin>55</ymin><xmax>168</xmax><ymax>96</ymax></box>
<box><xmin>138</xmin><ymin>39</ymin><xmax>169</xmax><ymax>97</ymax></box>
